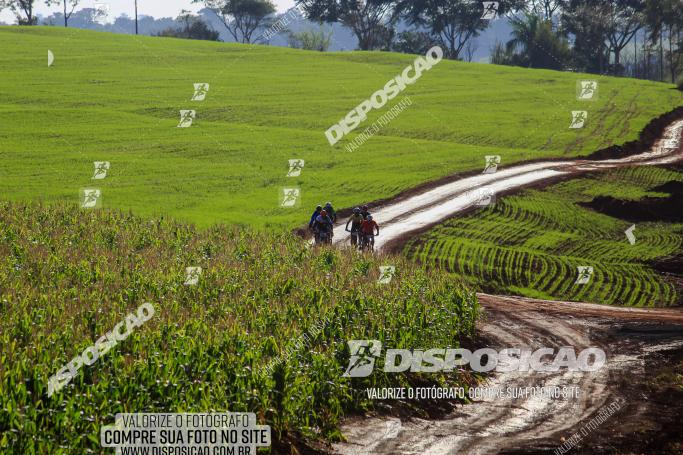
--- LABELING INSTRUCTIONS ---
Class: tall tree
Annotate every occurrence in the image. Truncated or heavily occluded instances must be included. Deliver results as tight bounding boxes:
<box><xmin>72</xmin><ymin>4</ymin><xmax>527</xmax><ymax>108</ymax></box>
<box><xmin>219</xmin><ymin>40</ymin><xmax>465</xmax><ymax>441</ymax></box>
<box><xmin>562</xmin><ymin>0</ymin><xmax>611</xmax><ymax>73</ymax></box>
<box><xmin>645</xmin><ymin>0</ymin><xmax>683</xmax><ymax>83</ymax></box>
<box><xmin>604</xmin><ymin>0</ymin><xmax>645</xmax><ymax>73</ymax></box>
<box><xmin>0</xmin><ymin>0</ymin><xmax>37</xmax><ymax>24</ymax></box>
<box><xmin>505</xmin><ymin>13</ymin><xmax>571</xmax><ymax>69</ymax></box>
<box><xmin>157</xmin><ymin>10</ymin><xmax>221</xmax><ymax>41</ymax></box>
<box><xmin>194</xmin><ymin>0</ymin><xmax>275</xmax><ymax>43</ymax></box>
<box><xmin>397</xmin><ymin>0</ymin><xmax>525</xmax><ymax>60</ymax></box>
<box><xmin>527</xmin><ymin>0</ymin><xmax>566</xmax><ymax>20</ymax></box>
<box><xmin>44</xmin><ymin>0</ymin><xmax>80</xmax><ymax>27</ymax></box>
<box><xmin>297</xmin><ymin>0</ymin><xmax>399</xmax><ymax>50</ymax></box>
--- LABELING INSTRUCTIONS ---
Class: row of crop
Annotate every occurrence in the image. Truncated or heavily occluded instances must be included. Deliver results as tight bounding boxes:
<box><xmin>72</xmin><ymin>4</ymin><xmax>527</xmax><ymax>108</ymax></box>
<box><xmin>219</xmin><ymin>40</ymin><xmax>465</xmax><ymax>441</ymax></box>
<box><xmin>405</xmin><ymin>166</ymin><xmax>682</xmax><ymax>306</ymax></box>
<box><xmin>0</xmin><ymin>201</ymin><xmax>479</xmax><ymax>453</ymax></box>
<box><xmin>410</xmin><ymin>236</ymin><xmax>676</xmax><ymax>306</ymax></box>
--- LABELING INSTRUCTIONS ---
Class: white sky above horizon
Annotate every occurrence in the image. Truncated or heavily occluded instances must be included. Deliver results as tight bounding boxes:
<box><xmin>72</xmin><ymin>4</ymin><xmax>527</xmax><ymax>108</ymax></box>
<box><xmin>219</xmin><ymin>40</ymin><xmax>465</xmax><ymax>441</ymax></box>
<box><xmin>1</xmin><ymin>0</ymin><xmax>297</xmax><ymax>23</ymax></box>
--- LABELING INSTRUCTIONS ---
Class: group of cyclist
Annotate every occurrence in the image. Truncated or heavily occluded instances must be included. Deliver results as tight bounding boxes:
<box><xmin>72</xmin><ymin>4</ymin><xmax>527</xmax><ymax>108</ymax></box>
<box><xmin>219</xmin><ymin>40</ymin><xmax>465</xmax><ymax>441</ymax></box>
<box><xmin>308</xmin><ymin>202</ymin><xmax>380</xmax><ymax>250</ymax></box>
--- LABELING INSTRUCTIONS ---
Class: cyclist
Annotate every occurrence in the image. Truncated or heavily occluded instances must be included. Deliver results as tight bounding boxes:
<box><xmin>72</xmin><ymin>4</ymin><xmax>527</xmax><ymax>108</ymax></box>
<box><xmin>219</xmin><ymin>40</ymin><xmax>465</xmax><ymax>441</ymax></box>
<box><xmin>360</xmin><ymin>214</ymin><xmax>379</xmax><ymax>250</ymax></box>
<box><xmin>314</xmin><ymin>210</ymin><xmax>334</xmax><ymax>244</ymax></box>
<box><xmin>360</xmin><ymin>205</ymin><xmax>370</xmax><ymax>220</ymax></box>
<box><xmin>345</xmin><ymin>207</ymin><xmax>364</xmax><ymax>247</ymax></box>
<box><xmin>324</xmin><ymin>202</ymin><xmax>337</xmax><ymax>223</ymax></box>
<box><xmin>308</xmin><ymin>205</ymin><xmax>322</xmax><ymax>231</ymax></box>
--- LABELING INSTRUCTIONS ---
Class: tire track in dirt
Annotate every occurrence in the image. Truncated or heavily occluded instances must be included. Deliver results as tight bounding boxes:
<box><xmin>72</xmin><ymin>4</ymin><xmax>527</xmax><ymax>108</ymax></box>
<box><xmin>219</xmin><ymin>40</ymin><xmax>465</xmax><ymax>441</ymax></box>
<box><xmin>331</xmin><ymin>118</ymin><xmax>683</xmax><ymax>252</ymax></box>
<box><xmin>330</xmin><ymin>117</ymin><xmax>683</xmax><ymax>454</ymax></box>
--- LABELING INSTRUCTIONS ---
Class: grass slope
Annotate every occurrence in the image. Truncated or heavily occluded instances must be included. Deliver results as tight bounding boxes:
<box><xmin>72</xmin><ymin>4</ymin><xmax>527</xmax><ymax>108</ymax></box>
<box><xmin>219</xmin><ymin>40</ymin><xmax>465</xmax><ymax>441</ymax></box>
<box><xmin>0</xmin><ymin>26</ymin><xmax>681</xmax><ymax>228</ymax></box>
<box><xmin>0</xmin><ymin>202</ymin><xmax>478</xmax><ymax>452</ymax></box>
<box><xmin>405</xmin><ymin>166</ymin><xmax>683</xmax><ymax>306</ymax></box>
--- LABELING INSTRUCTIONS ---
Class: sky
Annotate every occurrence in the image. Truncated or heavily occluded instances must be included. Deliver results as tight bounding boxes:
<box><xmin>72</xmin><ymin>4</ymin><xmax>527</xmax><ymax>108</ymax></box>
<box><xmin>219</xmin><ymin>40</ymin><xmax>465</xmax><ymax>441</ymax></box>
<box><xmin>0</xmin><ymin>0</ymin><xmax>297</xmax><ymax>23</ymax></box>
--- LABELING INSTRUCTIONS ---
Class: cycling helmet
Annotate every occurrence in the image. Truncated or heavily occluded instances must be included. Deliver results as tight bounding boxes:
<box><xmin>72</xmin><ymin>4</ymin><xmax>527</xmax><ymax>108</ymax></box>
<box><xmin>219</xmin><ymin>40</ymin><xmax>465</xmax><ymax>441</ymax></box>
<box><xmin>320</xmin><ymin>210</ymin><xmax>328</xmax><ymax>216</ymax></box>
<box><xmin>325</xmin><ymin>202</ymin><xmax>333</xmax><ymax>207</ymax></box>
<box><xmin>316</xmin><ymin>205</ymin><xmax>322</xmax><ymax>211</ymax></box>
<box><xmin>367</xmin><ymin>215</ymin><xmax>373</xmax><ymax>221</ymax></box>
<box><xmin>362</xmin><ymin>205</ymin><xmax>368</xmax><ymax>211</ymax></box>
<box><xmin>353</xmin><ymin>207</ymin><xmax>360</xmax><ymax>214</ymax></box>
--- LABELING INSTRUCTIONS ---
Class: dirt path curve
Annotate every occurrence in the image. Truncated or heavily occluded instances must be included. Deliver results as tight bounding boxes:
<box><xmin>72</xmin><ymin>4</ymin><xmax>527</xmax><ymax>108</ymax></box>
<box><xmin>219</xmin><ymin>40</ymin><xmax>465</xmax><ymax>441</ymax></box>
<box><xmin>332</xmin><ymin>119</ymin><xmax>683</xmax><ymax>252</ymax></box>
<box><xmin>331</xmin><ymin>119</ymin><xmax>683</xmax><ymax>454</ymax></box>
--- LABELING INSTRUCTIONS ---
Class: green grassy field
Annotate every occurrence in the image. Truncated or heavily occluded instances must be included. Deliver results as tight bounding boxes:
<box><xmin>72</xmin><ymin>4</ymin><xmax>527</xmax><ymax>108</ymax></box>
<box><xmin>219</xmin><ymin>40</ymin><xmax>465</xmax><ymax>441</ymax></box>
<box><xmin>405</xmin><ymin>166</ymin><xmax>683</xmax><ymax>306</ymax></box>
<box><xmin>0</xmin><ymin>202</ymin><xmax>478</xmax><ymax>452</ymax></box>
<box><xmin>0</xmin><ymin>26</ymin><xmax>681</xmax><ymax>228</ymax></box>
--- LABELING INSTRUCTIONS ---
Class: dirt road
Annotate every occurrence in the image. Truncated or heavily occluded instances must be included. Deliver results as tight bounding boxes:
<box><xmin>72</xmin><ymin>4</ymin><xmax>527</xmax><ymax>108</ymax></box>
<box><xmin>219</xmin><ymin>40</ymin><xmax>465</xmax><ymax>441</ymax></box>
<box><xmin>332</xmin><ymin>119</ymin><xmax>683</xmax><ymax>252</ymax></box>
<box><xmin>330</xmin><ymin>117</ymin><xmax>683</xmax><ymax>454</ymax></box>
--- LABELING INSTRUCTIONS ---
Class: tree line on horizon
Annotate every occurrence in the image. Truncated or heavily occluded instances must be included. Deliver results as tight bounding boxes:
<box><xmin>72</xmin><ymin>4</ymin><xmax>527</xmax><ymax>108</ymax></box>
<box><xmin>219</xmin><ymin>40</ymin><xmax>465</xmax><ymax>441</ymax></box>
<box><xmin>2</xmin><ymin>0</ymin><xmax>681</xmax><ymax>86</ymax></box>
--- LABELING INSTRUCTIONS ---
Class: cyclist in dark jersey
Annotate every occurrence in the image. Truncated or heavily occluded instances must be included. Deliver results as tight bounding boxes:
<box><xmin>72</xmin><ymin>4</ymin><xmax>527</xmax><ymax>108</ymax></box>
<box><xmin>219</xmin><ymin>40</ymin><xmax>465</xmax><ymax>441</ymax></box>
<box><xmin>345</xmin><ymin>207</ymin><xmax>364</xmax><ymax>246</ymax></box>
